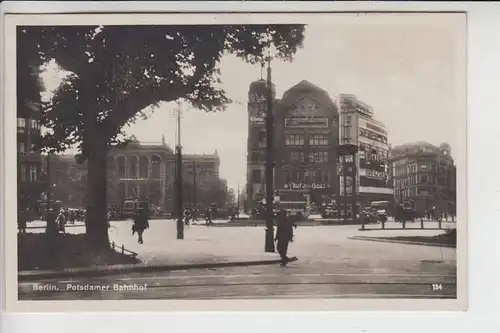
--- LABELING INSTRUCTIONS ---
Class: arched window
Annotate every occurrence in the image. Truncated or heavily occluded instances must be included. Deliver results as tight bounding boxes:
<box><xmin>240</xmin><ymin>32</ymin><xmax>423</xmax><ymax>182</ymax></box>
<box><xmin>117</xmin><ymin>156</ymin><xmax>126</xmax><ymax>178</ymax></box>
<box><xmin>128</xmin><ymin>156</ymin><xmax>138</xmax><ymax>178</ymax></box>
<box><xmin>151</xmin><ymin>155</ymin><xmax>162</xmax><ymax>179</ymax></box>
<box><xmin>118</xmin><ymin>183</ymin><xmax>126</xmax><ymax>203</ymax></box>
<box><xmin>139</xmin><ymin>156</ymin><xmax>149</xmax><ymax>179</ymax></box>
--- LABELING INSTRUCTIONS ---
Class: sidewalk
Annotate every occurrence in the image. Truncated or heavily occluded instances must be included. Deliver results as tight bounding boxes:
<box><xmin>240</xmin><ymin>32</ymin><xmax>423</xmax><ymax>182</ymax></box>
<box><xmin>19</xmin><ymin>219</ymin><xmax>456</xmax><ymax>281</ymax></box>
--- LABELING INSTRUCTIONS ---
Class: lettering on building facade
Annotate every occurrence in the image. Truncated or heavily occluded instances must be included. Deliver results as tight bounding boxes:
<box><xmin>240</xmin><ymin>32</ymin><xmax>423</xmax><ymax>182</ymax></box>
<box><xmin>284</xmin><ymin>182</ymin><xmax>329</xmax><ymax>190</ymax></box>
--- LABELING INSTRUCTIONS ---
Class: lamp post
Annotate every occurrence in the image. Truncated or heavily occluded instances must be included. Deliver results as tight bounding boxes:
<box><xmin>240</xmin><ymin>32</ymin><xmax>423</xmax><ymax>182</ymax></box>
<box><xmin>175</xmin><ymin>102</ymin><xmax>184</xmax><ymax>240</ymax></box>
<box><xmin>264</xmin><ymin>54</ymin><xmax>275</xmax><ymax>253</ymax></box>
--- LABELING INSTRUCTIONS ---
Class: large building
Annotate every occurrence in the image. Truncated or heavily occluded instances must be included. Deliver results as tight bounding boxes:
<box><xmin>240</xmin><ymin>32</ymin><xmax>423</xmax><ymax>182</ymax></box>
<box><xmin>107</xmin><ymin>136</ymin><xmax>221</xmax><ymax>213</ymax></box>
<box><xmin>337</xmin><ymin>94</ymin><xmax>393</xmax><ymax>206</ymax></box>
<box><xmin>275</xmin><ymin>81</ymin><xmax>339</xmax><ymax>206</ymax></box>
<box><xmin>389</xmin><ymin>142</ymin><xmax>456</xmax><ymax>216</ymax></box>
<box><xmin>17</xmin><ymin>104</ymin><xmax>44</xmax><ymax>212</ymax></box>
<box><xmin>245</xmin><ymin>79</ymin><xmax>339</xmax><ymax>210</ymax></box>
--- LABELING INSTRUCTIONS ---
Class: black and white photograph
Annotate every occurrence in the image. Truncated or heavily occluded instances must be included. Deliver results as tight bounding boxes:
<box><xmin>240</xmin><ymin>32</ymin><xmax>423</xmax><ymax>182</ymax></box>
<box><xmin>4</xmin><ymin>11</ymin><xmax>466</xmax><ymax>310</ymax></box>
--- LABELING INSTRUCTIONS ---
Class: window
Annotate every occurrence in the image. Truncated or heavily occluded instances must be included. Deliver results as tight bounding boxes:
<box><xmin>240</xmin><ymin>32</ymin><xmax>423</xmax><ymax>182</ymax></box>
<box><xmin>345</xmin><ymin>116</ymin><xmax>352</xmax><ymax>125</ymax></box>
<box><xmin>20</xmin><ymin>165</ymin><xmax>26</xmax><ymax>181</ymax></box>
<box><xmin>31</xmin><ymin>120</ymin><xmax>40</xmax><ymax>130</ymax></box>
<box><xmin>309</xmin><ymin>135</ymin><xmax>328</xmax><ymax>146</ymax></box>
<box><xmin>308</xmin><ymin>152</ymin><xmax>328</xmax><ymax>163</ymax></box>
<box><xmin>285</xmin><ymin>135</ymin><xmax>304</xmax><ymax>146</ymax></box>
<box><xmin>29</xmin><ymin>165</ymin><xmax>37</xmax><ymax>182</ymax></box>
<box><xmin>257</xmin><ymin>131</ymin><xmax>266</xmax><ymax>147</ymax></box>
<box><xmin>17</xmin><ymin>118</ymin><xmax>26</xmax><ymax>133</ymax></box>
<box><xmin>17</xmin><ymin>118</ymin><xmax>26</xmax><ymax>128</ymax></box>
<box><xmin>290</xmin><ymin>152</ymin><xmax>305</xmax><ymax>163</ymax></box>
<box><xmin>18</xmin><ymin>143</ymin><xmax>25</xmax><ymax>154</ymax></box>
<box><xmin>344</xmin><ymin>127</ymin><xmax>351</xmax><ymax>138</ymax></box>
<box><xmin>252</xmin><ymin>170</ymin><xmax>262</xmax><ymax>184</ymax></box>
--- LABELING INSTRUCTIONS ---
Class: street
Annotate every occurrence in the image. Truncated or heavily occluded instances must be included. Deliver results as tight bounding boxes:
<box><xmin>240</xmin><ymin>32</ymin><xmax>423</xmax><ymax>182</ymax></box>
<box><xmin>19</xmin><ymin>220</ymin><xmax>457</xmax><ymax>300</ymax></box>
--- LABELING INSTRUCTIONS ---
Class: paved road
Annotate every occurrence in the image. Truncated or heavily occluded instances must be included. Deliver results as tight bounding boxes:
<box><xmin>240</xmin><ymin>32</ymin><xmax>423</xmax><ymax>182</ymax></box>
<box><xmin>19</xmin><ymin>259</ymin><xmax>456</xmax><ymax>300</ymax></box>
<box><xmin>19</xmin><ymin>220</ymin><xmax>457</xmax><ymax>300</ymax></box>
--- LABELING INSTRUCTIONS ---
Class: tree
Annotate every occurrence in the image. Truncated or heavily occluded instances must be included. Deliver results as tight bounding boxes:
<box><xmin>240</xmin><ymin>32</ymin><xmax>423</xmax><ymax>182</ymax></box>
<box><xmin>18</xmin><ymin>24</ymin><xmax>306</xmax><ymax>250</ymax></box>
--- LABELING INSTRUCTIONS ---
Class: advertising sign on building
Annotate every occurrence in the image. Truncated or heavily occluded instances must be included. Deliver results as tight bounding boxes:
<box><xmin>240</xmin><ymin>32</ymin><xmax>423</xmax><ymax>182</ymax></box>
<box><xmin>284</xmin><ymin>182</ymin><xmax>329</xmax><ymax>190</ymax></box>
<box><xmin>285</xmin><ymin>117</ymin><xmax>329</xmax><ymax>128</ymax></box>
<box><xmin>360</xmin><ymin>169</ymin><xmax>386</xmax><ymax>180</ymax></box>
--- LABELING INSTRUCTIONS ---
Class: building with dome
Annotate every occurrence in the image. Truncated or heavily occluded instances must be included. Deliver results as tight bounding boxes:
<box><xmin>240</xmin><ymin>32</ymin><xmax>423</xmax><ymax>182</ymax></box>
<box><xmin>389</xmin><ymin>141</ymin><xmax>456</xmax><ymax>216</ymax></box>
<box><xmin>245</xmin><ymin>78</ymin><xmax>340</xmax><ymax>211</ymax></box>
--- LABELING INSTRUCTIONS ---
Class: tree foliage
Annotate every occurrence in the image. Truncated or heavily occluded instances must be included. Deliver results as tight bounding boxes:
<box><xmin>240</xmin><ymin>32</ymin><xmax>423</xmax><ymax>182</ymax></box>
<box><xmin>17</xmin><ymin>24</ymin><xmax>305</xmax><ymax>248</ymax></box>
<box><xmin>19</xmin><ymin>25</ymin><xmax>305</xmax><ymax>156</ymax></box>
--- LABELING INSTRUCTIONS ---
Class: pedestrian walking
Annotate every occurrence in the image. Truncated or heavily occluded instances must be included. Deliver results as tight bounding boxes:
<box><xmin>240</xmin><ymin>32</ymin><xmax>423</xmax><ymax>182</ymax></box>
<box><xmin>18</xmin><ymin>209</ymin><xmax>27</xmax><ymax>234</ymax></box>
<box><xmin>132</xmin><ymin>207</ymin><xmax>149</xmax><ymax>244</ymax></box>
<box><xmin>205</xmin><ymin>207</ymin><xmax>212</xmax><ymax>226</ymax></box>
<box><xmin>56</xmin><ymin>209</ymin><xmax>67</xmax><ymax>233</ymax></box>
<box><xmin>184</xmin><ymin>208</ymin><xmax>191</xmax><ymax>228</ymax></box>
<box><xmin>275</xmin><ymin>209</ymin><xmax>295</xmax><ymax>266</ymax></box>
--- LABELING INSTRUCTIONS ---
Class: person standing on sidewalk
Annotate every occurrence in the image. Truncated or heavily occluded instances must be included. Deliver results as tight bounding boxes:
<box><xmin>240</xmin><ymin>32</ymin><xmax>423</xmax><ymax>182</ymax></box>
<box><xmin>275</xmin><ymin>209</ymin><xmax>295</xmax><ymax>266</ymax></box>
<box><xmin>132</xmin><ymin>207</ymin><xmax>149</xmax><ymax>244</ymax></box>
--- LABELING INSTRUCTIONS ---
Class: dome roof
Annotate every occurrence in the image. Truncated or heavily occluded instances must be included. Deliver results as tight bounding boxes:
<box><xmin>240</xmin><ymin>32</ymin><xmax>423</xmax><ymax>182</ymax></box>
<box><xmin>439</xmin><ymin>142</ymin><xmax>451</xmax><ymax>149</ymax></box>
<box><xmin>248</xmin><ymin>79</ymin><xmax>276</xmax><ymax>100</ymax></box>
<box><xmin>280</xmin><ymin>80</ymin><xmax>337</xmax><ymax>111</ymax></box>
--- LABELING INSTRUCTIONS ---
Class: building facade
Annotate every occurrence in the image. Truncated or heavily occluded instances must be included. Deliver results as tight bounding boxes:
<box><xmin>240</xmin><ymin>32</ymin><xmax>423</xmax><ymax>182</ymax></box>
<box><xmin>107</xmin><ymin>136</ymin><xmax>221</xmax><ymax>213</ymax></box>
<box><xmin>275</xmin><ymin>81</ymin><xmax>339</xmax><ymax>207</ymax></box>
<box><xmin>245</xmin><ymin>78</ymin><xmax>277</xmax><ymax>208</ymax></box>
<box><xmin>337</xmin><ymin>94</ymin><xmax>393</xmax><ymax>207</ymax></box>
<box><xmin>389</xmin><ymin>142</ymin><xmax>456</xmax><ymax>216</ymax></box>
<box><xmin>17</xmin><ymin>104</ymin><xmax>44</xmax><ymax>212</ymax></box>
<box><xmin>245</xmin><ymin>79</ymin><xmax>340</xmax><ymax>210</ymax></box>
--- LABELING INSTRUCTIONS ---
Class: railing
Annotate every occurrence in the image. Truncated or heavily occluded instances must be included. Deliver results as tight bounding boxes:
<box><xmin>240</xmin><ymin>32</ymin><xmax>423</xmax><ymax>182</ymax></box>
<box><xmin>110</xmin><ymin>241</ymin><xmax>138</xmax><ymax>260</ymax></box>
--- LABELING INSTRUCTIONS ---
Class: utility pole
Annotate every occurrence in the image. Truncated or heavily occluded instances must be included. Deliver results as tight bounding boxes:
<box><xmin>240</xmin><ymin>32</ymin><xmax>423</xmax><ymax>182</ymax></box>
<box><xmin>175</xmin><ymin>102</ymin><xmax>184</xmax><ymax>240</ymax></box>
<box><xmin>264</xmin><ymin>54</ymin><xmax>275</xmax><ymax>253</ymax></box>
<box><xmin>46</xmin><ymin>152</ymin><xmax>52</xmax><ymax>211</ymax></box>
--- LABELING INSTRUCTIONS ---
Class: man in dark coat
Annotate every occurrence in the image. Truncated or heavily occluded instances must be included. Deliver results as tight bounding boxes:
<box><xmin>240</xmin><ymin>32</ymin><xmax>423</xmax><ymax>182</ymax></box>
<box><xmin>132</xmin><ymin>207</ymin><xmax>149</xmax><ymax>244</ymax></box>
<box><xmin>275</xmin><ymin>209</ymin><xmax>295</xmax><ymax>266</ymax></box>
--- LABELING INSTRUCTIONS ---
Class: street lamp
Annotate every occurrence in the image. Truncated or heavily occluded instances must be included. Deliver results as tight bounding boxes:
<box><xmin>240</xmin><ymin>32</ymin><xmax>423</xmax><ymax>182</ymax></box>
<box><xmin>174</xmin><ymin>101</ymin><xmax>184</xmax><ymax>240</ymax></box>
<box><xmin>264</xmin><ymin>53</ymin><xmax>275</xmax><ymax>253</ymax></box>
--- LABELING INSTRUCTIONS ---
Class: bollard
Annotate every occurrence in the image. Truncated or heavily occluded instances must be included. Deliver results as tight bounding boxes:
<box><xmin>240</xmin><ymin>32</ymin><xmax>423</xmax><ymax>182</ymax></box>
<box><xmin>112</xmin><ymin>241</ymin><xmax>115</xmax><ymax>250</ymax></box>
<box><xmin>402</xmin><ymin>219</ymin><xmax>406</xmax><ymax>229</ymax></box>
<box><xmin>421</xmin><ymin>219</ymin><xmax>424</xmax><ymax>229</ymax></box>
<box><xmin>121</xmin><ymin>245</ymin><xmax>124</xmax><ymax>254</ymax></box>
<box><xmin>438</xmin><ymin>219</ymin><xmax>442</xmax><ymax>229</ymax></box>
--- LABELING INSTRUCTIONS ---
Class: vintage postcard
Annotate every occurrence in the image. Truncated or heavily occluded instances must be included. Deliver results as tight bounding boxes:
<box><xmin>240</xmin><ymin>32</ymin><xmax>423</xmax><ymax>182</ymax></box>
<box><xmin>2</xmin><ymin>11</ymin><xmax>467</xmax><ymax>311</ymax></box>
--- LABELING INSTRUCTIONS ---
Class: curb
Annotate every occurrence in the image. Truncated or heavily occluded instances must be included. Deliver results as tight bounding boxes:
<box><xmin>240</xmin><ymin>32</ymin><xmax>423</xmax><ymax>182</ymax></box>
<box><xmin>348</xmin><ymin>236</ymin><xmax>456</xmax><ymax>248</ymax></box>
<box><xmin>358</xmin><ymin>228</ymin><xmax>446</xmax><ymax>231</ymax></box>
<box><xmin>18</xmin><ymin>257</ymin><xmax>298</xmax><ymax>282</ymax></box>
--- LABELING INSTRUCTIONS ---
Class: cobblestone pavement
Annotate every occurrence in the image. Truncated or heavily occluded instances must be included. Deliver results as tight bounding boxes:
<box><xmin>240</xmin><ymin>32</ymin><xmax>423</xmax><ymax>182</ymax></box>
<box><xmin>19</xmin><ymin>220</ymin><xmax>457</xmax><ymax>300</ymax></box>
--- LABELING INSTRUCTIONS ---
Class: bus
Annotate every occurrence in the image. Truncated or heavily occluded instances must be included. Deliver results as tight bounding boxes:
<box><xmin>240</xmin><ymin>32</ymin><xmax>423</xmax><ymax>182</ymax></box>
<box><xmin>369</xmin><ymin>201</ymin><xmax>391</xmax><ymax>214</ymax></box>
<box><xmin>276</xmin><ymin>190</ymin><xmax>311</xmax><ymax>220</ymax></box>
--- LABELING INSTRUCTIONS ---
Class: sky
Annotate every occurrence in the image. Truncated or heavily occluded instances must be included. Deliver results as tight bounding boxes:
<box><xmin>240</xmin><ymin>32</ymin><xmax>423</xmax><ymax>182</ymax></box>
<box><xmin>40</xmin><ymin>14</ymin><xmax>465</xmax><ymax>193</ymax></box>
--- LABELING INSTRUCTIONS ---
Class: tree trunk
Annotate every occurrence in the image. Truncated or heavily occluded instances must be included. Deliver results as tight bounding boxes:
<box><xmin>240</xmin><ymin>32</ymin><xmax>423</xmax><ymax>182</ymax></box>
<box><xmin>85</xmin><ymin>142</ymin><xmax>110</xmax><ymax>251</ymax></box>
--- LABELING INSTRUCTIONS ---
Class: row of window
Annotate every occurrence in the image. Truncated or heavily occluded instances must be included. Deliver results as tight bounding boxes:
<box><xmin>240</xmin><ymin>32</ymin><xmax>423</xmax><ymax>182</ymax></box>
<box><xmin>290</xmin><ymin>151</ymin><xmax>329</xmax><ymax>163</ymax></box>
<box><xmin>19</xmin><ymin>164</ymin><xmax>38</xmax><ymax>182</ymax></box>
<box><xmin>359</xmin><ymin>128</ymin><xmax>388</xmax><ymax>143</ymax></box>
<box><xmin>17</xmin><ymin>118</ymin><xmax>41</xmax><ymax>131</ymax></box>
<box><xmin>394</xmin><ymin>163</ymin><xmax>445</xmax><ymax>177</ymax></box>
<box><xmin>18</xmin><ymin>142</ymin><xmax>37</xmax><ymax>154</ymax></box>
<box><xmin>284</xmin><ymin>135</ymin><xmax>330</xmax><ymax>146</ymax></box>
<box><xmin>359</xmin><ymin>142</ymin><xmax>389</xmax><ymax>157</ymax></box>
<box><xmin>395</xmin><ymin>175</ymin><xmax>450</xmax><ymax>188</ymax></box>
<box><xmin>395</xmin><ymin>187</ymin><xmax>437</xmax><ymax>198</ymax></box>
